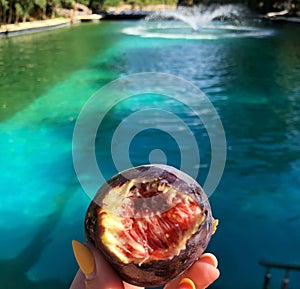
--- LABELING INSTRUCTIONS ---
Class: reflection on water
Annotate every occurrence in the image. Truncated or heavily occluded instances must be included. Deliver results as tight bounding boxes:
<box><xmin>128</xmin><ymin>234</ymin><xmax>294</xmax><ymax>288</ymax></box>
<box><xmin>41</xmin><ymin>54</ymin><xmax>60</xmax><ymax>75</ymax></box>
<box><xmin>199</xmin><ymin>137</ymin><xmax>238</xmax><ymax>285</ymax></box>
<box><xmin>0</xmin><ymin>23</ymin><xmax>118</xmax><ymax>121</ymax></box>
<box><xmin>0</xmin><ymin>21</ymin><xmax>300</xmax><ymax>289</ymax></box>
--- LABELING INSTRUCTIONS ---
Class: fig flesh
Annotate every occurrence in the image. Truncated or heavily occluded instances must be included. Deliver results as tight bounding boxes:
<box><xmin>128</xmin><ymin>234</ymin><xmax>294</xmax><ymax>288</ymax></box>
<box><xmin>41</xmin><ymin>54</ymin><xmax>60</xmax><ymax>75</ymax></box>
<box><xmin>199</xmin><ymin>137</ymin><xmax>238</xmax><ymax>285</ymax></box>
<box><xmin>85</xmin><ymin>164</ymin><xmax>217</xmax><ymax>287</ymax></box>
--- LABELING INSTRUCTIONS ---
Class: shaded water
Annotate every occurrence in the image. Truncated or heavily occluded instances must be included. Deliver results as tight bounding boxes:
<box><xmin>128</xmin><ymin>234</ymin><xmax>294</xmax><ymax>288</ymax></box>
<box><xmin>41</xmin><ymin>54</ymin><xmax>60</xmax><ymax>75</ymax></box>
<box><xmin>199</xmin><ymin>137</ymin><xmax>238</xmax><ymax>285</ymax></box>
<box><xmin>0</xmin><ymin>20</ymin><xmax>300</xmax><ymax>289</ymax></box>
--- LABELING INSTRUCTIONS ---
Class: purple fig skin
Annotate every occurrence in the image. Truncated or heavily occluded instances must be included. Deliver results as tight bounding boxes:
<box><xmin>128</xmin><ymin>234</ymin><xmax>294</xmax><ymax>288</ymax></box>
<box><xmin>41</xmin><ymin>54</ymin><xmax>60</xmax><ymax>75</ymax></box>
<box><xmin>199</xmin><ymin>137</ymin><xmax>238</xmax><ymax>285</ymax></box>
<box><xmin>84</xmin><ymin>164</ymin><xmax>216</xmax><ymax>287</ymax></box>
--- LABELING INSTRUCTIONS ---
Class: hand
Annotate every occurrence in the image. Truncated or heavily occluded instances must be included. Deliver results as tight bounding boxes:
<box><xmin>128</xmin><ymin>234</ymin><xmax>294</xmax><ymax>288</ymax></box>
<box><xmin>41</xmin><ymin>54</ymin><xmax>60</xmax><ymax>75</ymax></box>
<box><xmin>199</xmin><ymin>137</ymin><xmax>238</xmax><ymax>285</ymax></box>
<box><xmin>70</xmin><ymin>240</ymin><xmax>220</xmax><ymax>289</ymax></box>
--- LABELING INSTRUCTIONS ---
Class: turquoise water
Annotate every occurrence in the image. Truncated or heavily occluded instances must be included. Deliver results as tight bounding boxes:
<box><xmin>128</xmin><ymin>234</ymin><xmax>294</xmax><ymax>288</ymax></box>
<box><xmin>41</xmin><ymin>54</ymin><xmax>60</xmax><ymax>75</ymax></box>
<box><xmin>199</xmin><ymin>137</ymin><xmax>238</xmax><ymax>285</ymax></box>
<box><xmin>0</xmin><ymin>20</ymin><xmax>300</xmax><ymax>289</ymax></box>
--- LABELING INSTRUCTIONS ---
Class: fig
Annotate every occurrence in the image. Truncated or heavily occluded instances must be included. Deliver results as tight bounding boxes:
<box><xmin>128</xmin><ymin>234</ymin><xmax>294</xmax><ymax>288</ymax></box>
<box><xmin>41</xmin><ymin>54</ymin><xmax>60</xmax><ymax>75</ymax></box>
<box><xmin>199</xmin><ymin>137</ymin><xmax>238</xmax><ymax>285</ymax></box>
<box><xmin>85</xmin><ymin>164</ymin><xmax>218</xmax><ymax>287</ymax></box>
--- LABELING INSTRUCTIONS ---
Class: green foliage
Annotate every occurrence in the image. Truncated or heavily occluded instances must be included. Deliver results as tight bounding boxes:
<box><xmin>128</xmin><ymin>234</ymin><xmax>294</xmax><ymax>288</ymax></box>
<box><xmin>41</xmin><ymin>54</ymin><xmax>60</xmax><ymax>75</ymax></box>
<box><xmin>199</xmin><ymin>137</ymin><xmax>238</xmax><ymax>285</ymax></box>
<box><xmin>0</xmin><ymin>0</ymin><xmax>9</xmax><ymax>24</ymax></box>
<box><xmin>77</xmin><ymin>0</ymin><xmax>89</xmax><ymax>6</ymax></box>
<box><xmin>102</xmin><ymin>0</ymin><xmax>121</xmax><ymax>8</ymax></box>
<box><xmin>18</xmin><ymin>0</ymin><xmax>34</xmax><ymax>20</ymax></box>
<box><xmin>34</xmin><ymin>0</ymin><xmax>46</xmax><ymax>8</ymax></box>
<box><xmin>0</xmin><ymin>0</ymin><xmax>299</xmax><ymax>25</ymax></box>
<box><xmin>1</xmin><ymin>0</ymin><xmax>9</xmax><ymax>10</ymax></box>
<box><xmin>0</xmin><ymin>0</ymin><xmax>64</xmax><ymax>23</ymax></box>
<box><xmin>15</xmin><ymin>2</ymin><xmax>23</xmax><ymax>16</ymax></box>
<box><xmin>60</xmin><ymin>0</ymin><xmax>73</xmax><ymax>8</ymax></box>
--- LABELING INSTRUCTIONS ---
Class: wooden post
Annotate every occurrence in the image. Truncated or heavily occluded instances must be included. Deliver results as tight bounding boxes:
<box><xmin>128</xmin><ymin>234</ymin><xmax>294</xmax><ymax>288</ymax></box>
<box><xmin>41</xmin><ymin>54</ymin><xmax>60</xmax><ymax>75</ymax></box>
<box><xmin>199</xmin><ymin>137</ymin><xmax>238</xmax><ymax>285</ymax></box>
<box><xmin>262</xmin><ymin>267</ymin><xmax>271</xmax><ymax>289</ymax></box>
<box><xmin>281</xmin><ymin>270</ymin><xmax>289</xmax><ymax>289</ymax></box>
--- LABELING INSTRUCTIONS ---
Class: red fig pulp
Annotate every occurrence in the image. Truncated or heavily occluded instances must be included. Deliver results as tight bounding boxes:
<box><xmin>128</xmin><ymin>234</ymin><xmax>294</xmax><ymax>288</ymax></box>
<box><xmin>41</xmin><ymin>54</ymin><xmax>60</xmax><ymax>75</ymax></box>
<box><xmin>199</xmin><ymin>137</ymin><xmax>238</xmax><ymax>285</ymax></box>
<box><xmin>85</xmin><ymin>164</ymin><xmax>217</xmax><ymax>287</ymax></box>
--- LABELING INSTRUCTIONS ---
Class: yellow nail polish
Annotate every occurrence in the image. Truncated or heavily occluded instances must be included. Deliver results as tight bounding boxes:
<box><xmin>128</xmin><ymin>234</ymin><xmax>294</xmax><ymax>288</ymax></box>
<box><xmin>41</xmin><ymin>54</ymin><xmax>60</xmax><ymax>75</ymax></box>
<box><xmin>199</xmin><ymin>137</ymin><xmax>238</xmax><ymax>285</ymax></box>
<box><xmin>178</xmin><ymin>278</ymin><xmax>196</xmax><ymax>289</ymax></box>
<box><xmin>72</xmin><ymin>240</ymin><xmax>95</xmax><ymax>276</ymax></box>
<box><xmin>199</xmin><ymin>253</ymin><xmax>218</xmax><ymax>268</ymax></box>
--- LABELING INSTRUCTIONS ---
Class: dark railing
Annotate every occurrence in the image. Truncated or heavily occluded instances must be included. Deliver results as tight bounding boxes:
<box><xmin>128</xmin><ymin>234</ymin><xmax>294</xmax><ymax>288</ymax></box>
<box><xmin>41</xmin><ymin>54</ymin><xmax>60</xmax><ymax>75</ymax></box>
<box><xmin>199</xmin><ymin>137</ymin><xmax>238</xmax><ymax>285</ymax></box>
<box><xmin>259</xmin><ymin>260</ymin><xmax>300</xmax><ymax>289</ymax></box>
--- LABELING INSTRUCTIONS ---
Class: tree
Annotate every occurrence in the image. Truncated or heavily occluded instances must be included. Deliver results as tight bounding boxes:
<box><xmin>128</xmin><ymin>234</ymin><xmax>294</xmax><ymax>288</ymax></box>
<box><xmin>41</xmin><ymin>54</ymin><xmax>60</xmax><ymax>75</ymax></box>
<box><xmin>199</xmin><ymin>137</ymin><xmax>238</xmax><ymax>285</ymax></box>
<box><xmin>15</xmin><ymin>2</ymin><xmax>23</xmax><ymax>22</ymax></box>
<box><xmin>47</xmin><ymin>0</ymin><xmax>61</xmax><ymax>18</ymax></box>
<box><xmin>0</xmin><ymin>0</ymin><xmax>9</xmax><ymax>24</ymax></box>
<box><xmin>34</xmin><ymin>0</ymin><xmax>47</xmax><ymax>18</ymax></box>
<box><xmin>17</xmin><ymin>0</ymin><xmax>34</xmax><ymax>21</ymax></box>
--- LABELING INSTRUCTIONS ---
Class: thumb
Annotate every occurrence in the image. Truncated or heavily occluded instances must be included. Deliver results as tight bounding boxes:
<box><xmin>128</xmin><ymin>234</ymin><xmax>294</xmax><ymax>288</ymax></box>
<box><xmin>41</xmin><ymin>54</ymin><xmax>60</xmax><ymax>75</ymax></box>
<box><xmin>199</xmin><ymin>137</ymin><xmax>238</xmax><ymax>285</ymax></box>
<box><xmin>70</xmin><ymin>240</ymin><xmax>124</xmax><ymax>289</ymax></box>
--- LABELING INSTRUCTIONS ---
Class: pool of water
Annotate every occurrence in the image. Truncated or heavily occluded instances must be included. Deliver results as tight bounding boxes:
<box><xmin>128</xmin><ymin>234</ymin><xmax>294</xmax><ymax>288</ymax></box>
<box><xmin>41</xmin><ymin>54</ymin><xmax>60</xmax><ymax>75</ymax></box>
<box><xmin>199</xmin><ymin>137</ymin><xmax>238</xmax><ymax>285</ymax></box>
<box><xmin>0</xmin><ymin>20</ymin><xmax>300</xmax><ymax>289</ymax></box>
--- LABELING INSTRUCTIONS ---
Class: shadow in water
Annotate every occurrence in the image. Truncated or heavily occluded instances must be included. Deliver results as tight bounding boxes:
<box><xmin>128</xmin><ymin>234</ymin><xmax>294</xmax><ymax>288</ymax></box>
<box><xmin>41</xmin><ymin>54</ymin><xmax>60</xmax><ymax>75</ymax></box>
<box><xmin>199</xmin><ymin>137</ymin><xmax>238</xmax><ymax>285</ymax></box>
<box><xmin>0</xmin><ymin>179</ymin><xmax>77</xmax><ymax>289</ymax></box>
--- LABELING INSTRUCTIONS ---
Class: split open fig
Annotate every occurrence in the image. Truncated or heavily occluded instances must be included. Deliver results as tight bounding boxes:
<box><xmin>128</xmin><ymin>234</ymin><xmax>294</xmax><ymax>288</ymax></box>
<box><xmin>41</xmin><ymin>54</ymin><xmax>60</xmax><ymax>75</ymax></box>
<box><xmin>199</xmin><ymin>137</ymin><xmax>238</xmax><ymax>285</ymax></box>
<box><xmin>85</xmin><ymin>164</ymin><xmax>218</xmax><ymax>287</ymax></box>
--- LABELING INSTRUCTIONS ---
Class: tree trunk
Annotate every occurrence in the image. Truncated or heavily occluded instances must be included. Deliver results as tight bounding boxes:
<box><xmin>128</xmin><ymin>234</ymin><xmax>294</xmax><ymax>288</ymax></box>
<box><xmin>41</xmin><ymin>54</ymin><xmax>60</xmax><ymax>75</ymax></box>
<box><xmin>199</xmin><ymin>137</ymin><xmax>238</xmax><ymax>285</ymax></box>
<box><xmin>15</xmin><ymin>12</ymin><xmax>19</xmax><ymax>23</ymax></box>
<box><xmin>2</xmin><ymin>8</ymin><xmax>6</xmax><ymax>24</ymax></box>
<box><xmin>7</xmin><ymin>2</ymin><xmax>13</xmax><ymax>24</ymax></box>
<box><xmin>51</xmin><ymin>6</ymin><xmax>55</xmax><ymax>18</ymax></box>
<box><xmin>43</xmin><ymin>7</ymin><xmax>46</xmax><ymax>19</ymax></box>
<box><xmin>23</xmin><ymin>15</ymin><xmax>26</xmax><ymax>22</ymax></box>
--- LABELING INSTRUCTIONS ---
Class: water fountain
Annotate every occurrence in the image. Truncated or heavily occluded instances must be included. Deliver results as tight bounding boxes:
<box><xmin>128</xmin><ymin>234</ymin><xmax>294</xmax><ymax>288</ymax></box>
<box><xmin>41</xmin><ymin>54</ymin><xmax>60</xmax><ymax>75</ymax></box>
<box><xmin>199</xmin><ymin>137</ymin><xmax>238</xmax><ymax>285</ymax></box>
<box><xmin>123</xmin><ymin>4</ymin><xmax>273</xmax><ymax>40</ymax></box>
<box><xmin>149</xmin><ymin>4</ymin><xmax>244</xmax><ymax>31</ymax></box>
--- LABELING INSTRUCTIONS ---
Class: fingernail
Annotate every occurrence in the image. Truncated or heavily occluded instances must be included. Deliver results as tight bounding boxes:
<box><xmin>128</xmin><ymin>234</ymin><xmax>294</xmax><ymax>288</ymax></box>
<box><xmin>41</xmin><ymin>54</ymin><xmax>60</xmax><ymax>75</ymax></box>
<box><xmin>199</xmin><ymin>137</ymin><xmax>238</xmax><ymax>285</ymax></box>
<box><xmin>72</xmin><ymin>240</ymin><xmax>95</xmax><ymax>277</ymax></box>
<box><xmin>177</xmin><ymin>278</ymin><xmax>196</xmax><ymax>289</ymax></box>
<box><xmin>199</xmin><ymin>253</ymin><xmax>218</xmax><ymax>268</ymax></box>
